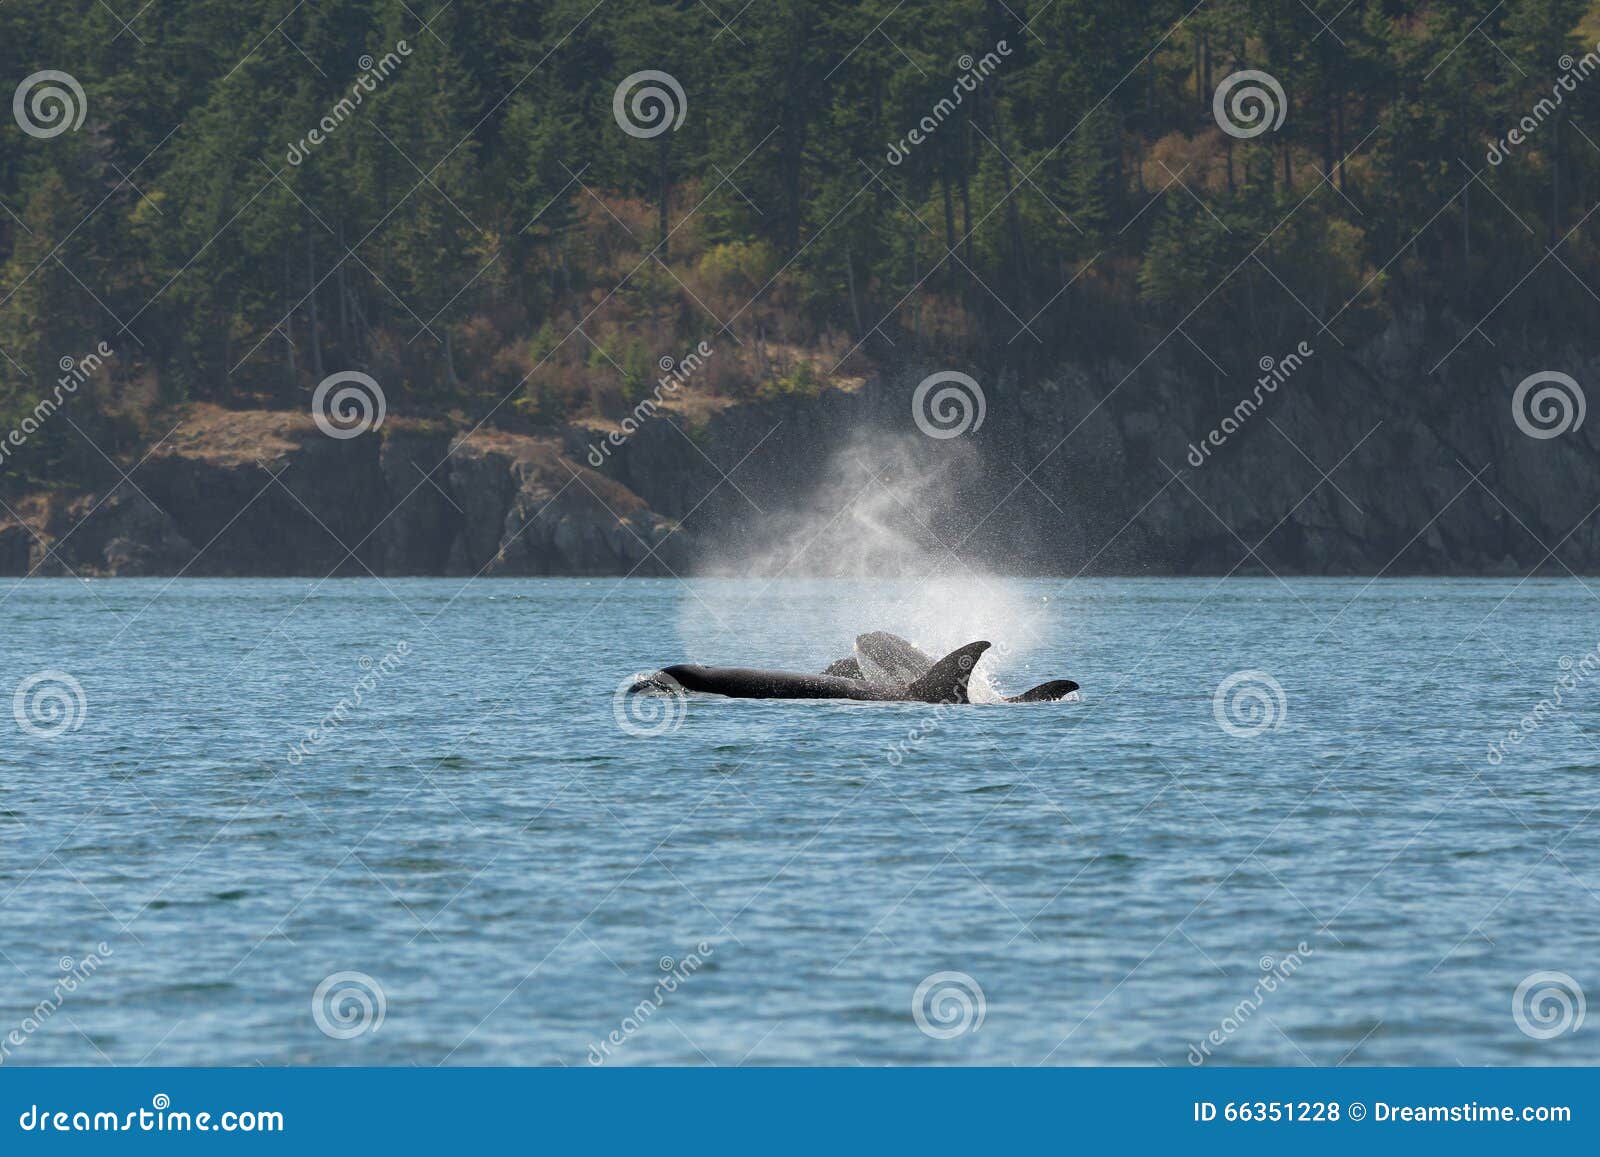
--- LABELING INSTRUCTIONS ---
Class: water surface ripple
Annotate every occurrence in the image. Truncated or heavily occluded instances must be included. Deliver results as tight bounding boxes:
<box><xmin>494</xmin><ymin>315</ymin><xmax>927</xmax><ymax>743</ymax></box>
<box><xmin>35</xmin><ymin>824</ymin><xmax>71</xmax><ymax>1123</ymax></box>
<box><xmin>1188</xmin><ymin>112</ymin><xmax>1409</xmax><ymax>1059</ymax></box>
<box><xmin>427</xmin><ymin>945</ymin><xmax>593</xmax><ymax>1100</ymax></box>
<box><xmin>1</xmin><ymin>577</ymin><xmax>1596</xmax><ymax>1066</ymax></box>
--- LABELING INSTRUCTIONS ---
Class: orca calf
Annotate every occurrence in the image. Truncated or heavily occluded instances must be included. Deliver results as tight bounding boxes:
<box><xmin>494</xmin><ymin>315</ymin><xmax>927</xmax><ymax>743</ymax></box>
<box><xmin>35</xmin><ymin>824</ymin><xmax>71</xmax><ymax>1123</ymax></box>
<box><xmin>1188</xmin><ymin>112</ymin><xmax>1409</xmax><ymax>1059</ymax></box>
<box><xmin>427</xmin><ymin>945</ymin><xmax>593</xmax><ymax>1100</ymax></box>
<box><xmin>636</xmin><ymin>635</ymin><xmax>1078</xmax><ymax>704</ymax></box>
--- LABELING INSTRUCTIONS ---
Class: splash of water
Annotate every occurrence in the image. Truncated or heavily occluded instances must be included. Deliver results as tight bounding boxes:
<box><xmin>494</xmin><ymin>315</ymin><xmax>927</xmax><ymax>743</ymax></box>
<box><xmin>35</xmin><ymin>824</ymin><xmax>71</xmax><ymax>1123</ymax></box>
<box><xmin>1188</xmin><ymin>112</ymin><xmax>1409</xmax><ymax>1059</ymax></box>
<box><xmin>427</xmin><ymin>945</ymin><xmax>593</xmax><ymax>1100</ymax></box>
<box><xmin>677</xmin><ymin>430</ymin><xmax>1051</xmax><ymax>700</ymax></box>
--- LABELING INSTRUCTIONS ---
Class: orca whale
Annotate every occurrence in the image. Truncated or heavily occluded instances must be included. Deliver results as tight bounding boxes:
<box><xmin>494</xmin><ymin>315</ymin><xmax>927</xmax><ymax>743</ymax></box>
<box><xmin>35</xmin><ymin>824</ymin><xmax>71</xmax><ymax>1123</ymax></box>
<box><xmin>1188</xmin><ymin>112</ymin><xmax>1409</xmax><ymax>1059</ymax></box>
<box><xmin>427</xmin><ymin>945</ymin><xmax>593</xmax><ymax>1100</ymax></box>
<box><xmin>636</xmin><ymin>635</ymin><xmax>1078</xmax><ymax>704</ymax></box>
<box><xmin>841</xmin><ymin>631</ymin><xmax>1078</xmax><ymax>704</ymax></box>
<box><xmin>850</xmin><ymin>631</ymin><xmax>935</xmax><ymax>687</ymax></box>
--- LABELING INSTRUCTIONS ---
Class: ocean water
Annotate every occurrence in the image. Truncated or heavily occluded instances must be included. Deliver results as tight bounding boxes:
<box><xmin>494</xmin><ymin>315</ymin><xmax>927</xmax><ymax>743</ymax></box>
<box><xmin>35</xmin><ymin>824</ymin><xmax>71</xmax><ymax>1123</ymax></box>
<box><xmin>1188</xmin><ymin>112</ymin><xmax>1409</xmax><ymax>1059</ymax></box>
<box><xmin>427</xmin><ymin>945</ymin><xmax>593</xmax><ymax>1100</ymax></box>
<box><xmin>1</xmin><ymin>576</ymin><xmax>1597</xmax><ymax>1067</ymax></box>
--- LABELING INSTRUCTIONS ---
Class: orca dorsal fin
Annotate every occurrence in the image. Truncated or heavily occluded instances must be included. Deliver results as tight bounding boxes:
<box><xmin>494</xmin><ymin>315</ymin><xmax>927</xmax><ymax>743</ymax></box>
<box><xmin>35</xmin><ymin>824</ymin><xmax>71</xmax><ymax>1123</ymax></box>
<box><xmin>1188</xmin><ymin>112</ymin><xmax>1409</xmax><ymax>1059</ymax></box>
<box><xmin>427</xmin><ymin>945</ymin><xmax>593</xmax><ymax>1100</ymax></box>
<box><xmin>906</xmin><ymin>641</ymin><xmax>990</xmax><ymax>703</ymax></box>
<box><xmin>855</xmin><ymin>631</ymin><xmax>935</xmax><ymax>685</ymax></box>
<box><xmin>1006</xmin><ymin>679</ymin><xmax>1080</xmax><ymax>703</ymax></box>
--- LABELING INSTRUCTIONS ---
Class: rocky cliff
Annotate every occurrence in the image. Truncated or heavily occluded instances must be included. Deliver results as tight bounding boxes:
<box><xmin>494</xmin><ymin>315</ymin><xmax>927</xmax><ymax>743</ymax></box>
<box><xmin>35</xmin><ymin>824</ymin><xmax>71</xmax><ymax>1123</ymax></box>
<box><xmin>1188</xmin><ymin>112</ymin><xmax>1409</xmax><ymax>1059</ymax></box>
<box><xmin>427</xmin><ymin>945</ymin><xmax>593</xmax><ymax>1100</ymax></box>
<box><xmin>5</xmin><ymin>320</ymin><xmax>1598</xmax><ymax>578</ymax></box>
<box><xmin>1</xmin><ymin>406</ymin><xmax>686</xmax><ymax>578</ymax></box>
<box><xmin>585</xmin><ymin>317</ymin><xmax>1600</xmax><ymax>577</ymax></box>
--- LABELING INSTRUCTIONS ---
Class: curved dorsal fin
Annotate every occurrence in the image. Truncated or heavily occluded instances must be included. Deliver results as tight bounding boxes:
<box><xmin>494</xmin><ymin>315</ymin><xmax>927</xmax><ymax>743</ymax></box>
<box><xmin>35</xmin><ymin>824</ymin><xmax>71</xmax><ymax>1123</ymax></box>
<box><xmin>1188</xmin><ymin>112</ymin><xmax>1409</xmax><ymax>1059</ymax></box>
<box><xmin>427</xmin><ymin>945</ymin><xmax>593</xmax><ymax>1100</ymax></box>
<box><xmin>854</xmin><ymin>631</ymin><xmax>935</xmax><ymax>686</ymax></box>
<box><xmin>906</xmin><ymin>641</ymin><xmax>990</xmax><ymax>703</ymax></box>
<box><xmin>1006</xmin><ymin>679</ymin><xmax>1080</xmax><ymax>703</ymax></box>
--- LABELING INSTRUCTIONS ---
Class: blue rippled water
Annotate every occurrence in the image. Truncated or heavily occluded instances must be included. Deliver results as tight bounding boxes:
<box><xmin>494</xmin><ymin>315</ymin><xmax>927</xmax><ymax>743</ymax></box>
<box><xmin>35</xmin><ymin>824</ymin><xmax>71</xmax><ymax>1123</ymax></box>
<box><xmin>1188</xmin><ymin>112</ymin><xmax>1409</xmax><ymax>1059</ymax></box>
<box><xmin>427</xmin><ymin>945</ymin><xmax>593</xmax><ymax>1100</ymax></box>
<box><xmin>2</xmin><ymin>576</ymin><xmax>1597</xmax><ymax>1066</ymax></box>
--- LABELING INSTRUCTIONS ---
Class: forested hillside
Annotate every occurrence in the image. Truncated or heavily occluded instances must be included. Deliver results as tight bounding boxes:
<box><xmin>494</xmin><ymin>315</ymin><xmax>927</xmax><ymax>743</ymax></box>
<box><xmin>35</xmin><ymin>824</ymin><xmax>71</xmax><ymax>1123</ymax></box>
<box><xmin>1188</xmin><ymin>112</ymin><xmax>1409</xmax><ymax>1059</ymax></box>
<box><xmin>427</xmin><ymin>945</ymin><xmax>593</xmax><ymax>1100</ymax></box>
<box><xmin>1</xmin><ymin>2</ymin><xmax>1596</xmax><ymax>482</ymax></box>
<box><xmin>3</xmin><ymin>1</ymin><xmax>1600</xmax><ymax>578</ymax></box>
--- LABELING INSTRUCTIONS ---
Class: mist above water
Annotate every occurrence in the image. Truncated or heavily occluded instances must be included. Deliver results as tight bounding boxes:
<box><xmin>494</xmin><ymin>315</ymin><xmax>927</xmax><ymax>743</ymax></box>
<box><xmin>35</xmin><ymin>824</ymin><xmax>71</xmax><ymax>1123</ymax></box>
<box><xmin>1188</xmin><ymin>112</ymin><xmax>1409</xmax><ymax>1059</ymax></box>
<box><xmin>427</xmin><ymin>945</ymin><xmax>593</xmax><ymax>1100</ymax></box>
<box><xmin>677</xmin><ymin>431</ymin><xmax>1056</xmax><ymax>698</ymax></box>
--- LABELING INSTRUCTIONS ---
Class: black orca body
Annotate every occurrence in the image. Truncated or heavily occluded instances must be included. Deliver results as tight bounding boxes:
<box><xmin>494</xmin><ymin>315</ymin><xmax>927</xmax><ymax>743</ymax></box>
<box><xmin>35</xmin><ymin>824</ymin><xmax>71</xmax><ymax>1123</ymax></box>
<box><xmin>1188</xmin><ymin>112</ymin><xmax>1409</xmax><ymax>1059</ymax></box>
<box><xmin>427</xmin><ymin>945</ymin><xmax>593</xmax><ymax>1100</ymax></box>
<box><xmin>662</xmin><ymin>666</ymin><xmax>905</xmax><ymax>701</ymax></box>
<box><xmin>638</xmin><ymin>635</ymin><xmax>1079</xmax><ymax>705</ymax></box>
<box><xmin>660</xmin><ymin>641</ymin><xmax>992</xmax><ymax>704</ymax></box>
